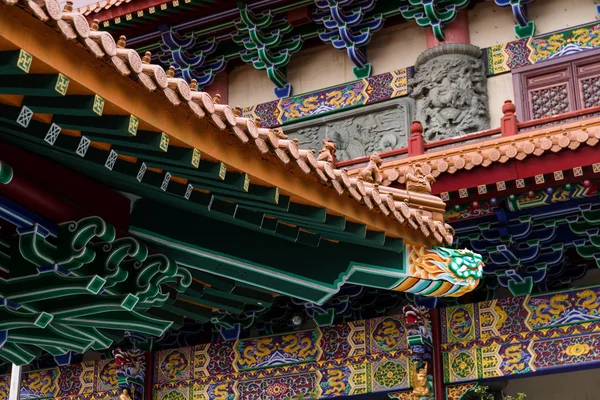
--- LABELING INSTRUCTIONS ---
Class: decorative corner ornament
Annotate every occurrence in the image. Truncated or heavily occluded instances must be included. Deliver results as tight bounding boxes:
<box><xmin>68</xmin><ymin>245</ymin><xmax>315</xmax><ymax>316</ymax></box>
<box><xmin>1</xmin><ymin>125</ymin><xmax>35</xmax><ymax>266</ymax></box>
<box><xmin>358</xmin><ymin>152</ymin><xmax>384</xmax><ymax>184</ymax></box>
<box><xmin>402</xmin><ymin>243</ymin><xmax>484</xmax><ymax>297</ymax></box>
<box><xmin>405</xmin><ymin>164</ymin><xmax>435</xmax><ymax>194</ymax></box>
<box><xmin>317</xmin><ymin>139</ymin><xmax>337</xmax><ymax>163</ymax></box>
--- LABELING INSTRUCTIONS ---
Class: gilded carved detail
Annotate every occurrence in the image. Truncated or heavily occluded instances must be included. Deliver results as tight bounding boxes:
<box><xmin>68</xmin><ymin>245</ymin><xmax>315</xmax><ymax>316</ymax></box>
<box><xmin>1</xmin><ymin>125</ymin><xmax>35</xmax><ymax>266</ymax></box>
<box><xmin>410</xmin><ymin>361</ymin><xmax>434</xmax><ymax>400</ymax></box>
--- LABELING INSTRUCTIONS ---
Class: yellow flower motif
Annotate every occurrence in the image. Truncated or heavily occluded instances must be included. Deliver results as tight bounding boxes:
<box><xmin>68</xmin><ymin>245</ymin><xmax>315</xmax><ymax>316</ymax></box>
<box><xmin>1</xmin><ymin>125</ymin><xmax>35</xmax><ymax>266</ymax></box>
<box><xmin>565</xmin><ymin>343</ymin><xmax>590</xmax><ymax>357</ymax></box>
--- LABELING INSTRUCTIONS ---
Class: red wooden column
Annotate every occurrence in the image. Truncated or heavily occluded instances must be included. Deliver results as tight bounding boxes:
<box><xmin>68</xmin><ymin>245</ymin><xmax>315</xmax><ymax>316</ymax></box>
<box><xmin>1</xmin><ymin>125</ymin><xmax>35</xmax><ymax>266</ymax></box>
<box><xmin>431</xmin><ymin>308</ymin><xmax>445</xmax><ymax>399</ymax></box>
<box><xmin>144</xmin><ymin>352</ymin><xmax>153</xmax><ymax>400</ymax></box>
<box><xmin>425</xmin><ymin>10</ymin><xmax>470</xmax><ymax>47</ymax></box>
<box><xmin>206</xmin><ymin>71</ymin><xmax>229</xmax><ymax>105</ymax></box>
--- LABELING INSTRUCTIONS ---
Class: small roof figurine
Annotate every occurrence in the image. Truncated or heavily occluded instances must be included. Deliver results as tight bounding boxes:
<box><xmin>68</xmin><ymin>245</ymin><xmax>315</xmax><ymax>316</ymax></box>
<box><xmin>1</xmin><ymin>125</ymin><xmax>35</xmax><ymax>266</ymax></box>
<box><xmin>358</xmin><ymin>152</ymin><xmax>383</xmax><ymax>184</ymax></box>
<box><xmin>405</xmin><ymin>164</ymin><xmax>435</xmax><ymax>194</ymax></box>
<box><xmin>317</xmin><ymin>139</ymin><xmax>336</xmax><ymax>163</ymax></box>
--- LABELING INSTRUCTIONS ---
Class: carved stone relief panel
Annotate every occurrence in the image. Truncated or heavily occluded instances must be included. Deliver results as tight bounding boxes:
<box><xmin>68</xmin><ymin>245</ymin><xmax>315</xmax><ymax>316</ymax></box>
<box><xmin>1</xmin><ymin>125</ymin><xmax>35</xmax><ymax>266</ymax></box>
<box><xmin>284</xmin><ymin>98</ymin><xmax>415</xmax><ymax>162</ymax></box>
<box><xmin>410</xmin><ymin>44</ymin><xmax>490</xmax><ymax>141</ymax></box>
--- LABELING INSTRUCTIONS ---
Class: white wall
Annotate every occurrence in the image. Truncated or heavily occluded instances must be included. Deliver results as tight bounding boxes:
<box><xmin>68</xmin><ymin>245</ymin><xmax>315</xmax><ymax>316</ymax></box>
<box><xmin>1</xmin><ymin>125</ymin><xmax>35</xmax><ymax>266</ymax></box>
<box><xmin>488</xmin><ymin>74</ymin><xmax>516</xmax><ymax>129</ymax></box>
<box><xmin>530</xmin><ymin>0</ymin><xmax>600</xmax><ymax>34</ymax></box>
<box><xmin>229</xmin><ymin>0</ymin><xmax>600</xmax><ymax>108</ymax></box>
<box><xmin>229</xmin><ymin>23</ymin><xmax>427</xmax><ymax>107</ymax></box>
<box><xmin>504</xmin><ymin>368</ymin><xmax>600</xmax><ymax>400</ymax></box>
<box><xmin>468</xmin><ymin>0</ymin><xmax>516</xmax><ymax>49</ymax></box>
<box><xmin>368</xmin><ymin>22</ymin><xmax>427</xmax><ymax>74</ymax></box>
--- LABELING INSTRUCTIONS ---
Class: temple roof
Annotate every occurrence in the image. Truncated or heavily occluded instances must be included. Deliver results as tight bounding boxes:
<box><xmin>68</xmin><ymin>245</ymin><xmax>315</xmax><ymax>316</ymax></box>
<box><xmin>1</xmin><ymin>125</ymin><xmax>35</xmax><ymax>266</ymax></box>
<box><xmin>0</xmin><ymin>0</ymin><xmax>453</xmax><ymax>247</ymax></box>
<box><xmin>0</xmin><ymin>0</ymin><xmax>489</xmax><ymax>363</ymax></box>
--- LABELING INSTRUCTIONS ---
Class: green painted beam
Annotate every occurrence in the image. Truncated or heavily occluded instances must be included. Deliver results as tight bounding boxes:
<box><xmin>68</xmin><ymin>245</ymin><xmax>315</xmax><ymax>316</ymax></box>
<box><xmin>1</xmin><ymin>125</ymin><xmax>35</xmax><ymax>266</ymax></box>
<box><xmin>115</xmin><ymin>145</ymin><xmax>203</xmax><ymax>169</ymax></box>
<box><xmin>162</xmin><ymin>165</ymin><xmax>250</xmax><ymax>192</ymax></box>
<box><xmin>0</xmin><ymin>50</ymin><xmax>33</xmax><ymax>74</ymax></box>
<box><xmin>23</xmin><ymin>94</ymin><xmax>105</xmax><ymax>116</ymax></box>
<box><xmin>52</xmin><ymin>114</ymin><xmax>138</xmax><ymax>136</ymax></box>
<box><xmin>0</xmin><ymin>130</ymin><xmax>271</xmax><ymax>244</ymax></box>
<box><xmin>178</xmin><ymin>291</ymin><xmax>245</xmax><ymax>314</ymax></box>
<box><xmin>85</xmin><ymin>130</ymin><xmax>169</xmax><ymax>152</ymax></box>
<box><xmin>0</xmin><ymin>122</ymin><xmax>395</xmax><ymax>252</ymax></box>
<box><xmin>212</xmin><ymin>193</ymin><xmax>290</xmax><ymax>213</ymax></box>
<box><xmin>194</xmin><ymin>179</ymin><xmax>279</xmax><ymax>204</ymax></box>
<box><xmin>0</xmin><ymin>74</ymin><xmax>69</xmax><ymax>96</ymax></box>
<box><xmin>0</xmin><ymin>117</ymin><xmax>85</xmax><ymax>154</ymax></box>
<box><xmin>162</xmin><ymin>298</ymin><xmax>212</xmax><ymax>322</ymax></box>
<box><xmin>129</xmin><ymin>200</ymin><xmax>406</xmax><ymax>303</ymax></box>
<box><xmin>0</xmin><ymin>116</ymin><xmax>394</xmax><ymax>256</ymax></box>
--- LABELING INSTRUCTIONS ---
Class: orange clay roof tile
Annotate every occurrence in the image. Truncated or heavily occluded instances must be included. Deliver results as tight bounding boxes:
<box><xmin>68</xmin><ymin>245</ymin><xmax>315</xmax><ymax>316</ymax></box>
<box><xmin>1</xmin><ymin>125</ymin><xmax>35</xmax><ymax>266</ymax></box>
<box><xmin>78</xmin><ymin>0</ymin><xmax>132</xmax><ymax>15</ymax></box>
<box><xmin>2</xmin><ymin>0</ymin><xmax>455</xmax><ymax>246</ymax></box>
<box><xmin>348</xmin><ymin>119</ymin><xmax>600</xmax><ymax>186</ymax></box>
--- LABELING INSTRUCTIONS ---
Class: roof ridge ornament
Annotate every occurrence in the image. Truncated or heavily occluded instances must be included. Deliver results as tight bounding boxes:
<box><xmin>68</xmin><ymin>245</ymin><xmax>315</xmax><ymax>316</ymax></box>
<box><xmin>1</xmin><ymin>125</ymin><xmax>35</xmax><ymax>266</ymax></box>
<box><xmin>117</xmin><ymin>34</ymin><xmax>126</xmax><ymax>48</ymax></box>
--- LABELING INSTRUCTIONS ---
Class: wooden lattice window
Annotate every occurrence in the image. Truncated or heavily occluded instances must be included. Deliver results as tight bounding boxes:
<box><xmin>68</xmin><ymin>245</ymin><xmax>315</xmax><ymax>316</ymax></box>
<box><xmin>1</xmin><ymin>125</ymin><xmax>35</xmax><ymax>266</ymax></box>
<box><xmin>513</xmin><ymin>49</ymin><xmax>600</xmax><ymax>121</ymax></box>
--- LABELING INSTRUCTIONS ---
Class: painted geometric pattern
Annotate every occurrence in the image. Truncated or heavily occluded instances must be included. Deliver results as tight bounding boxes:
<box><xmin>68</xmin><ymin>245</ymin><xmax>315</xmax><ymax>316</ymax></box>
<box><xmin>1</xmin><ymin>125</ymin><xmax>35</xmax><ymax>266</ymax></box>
<box><xmin>0</xmin><ymin>358</ymin><xmax>124</xmax><ymax>400</ymax></box>
<box><xmin>445</xmin><ymin>383</ymin><xmax>477</xmax><ymax>400</ymax></box>
<box><xmin>234</xmin><ymin>329</ymin><xmax>322</xmax><ymax>370</ymax></box>
<box><xmin>242</xmin><ymin>69</ymin><xmax>407</xmax><ymax>128</ymax></box>
<box><xmin>441</xmin><ymin>285</ymin><xmax>600</xmax><ymax>384</ymax></box>
<box><xmin>152</xmin><ymin>314</ymin><xmax>418</xmax><ymax>398</ymax></box>
<box><xmin>243</xmin><ymin>22</ymin><xmax>600</xmax><ymax>128</ymax></box>
<box><xmin>487</xmin><ymin>22</ymin><xmax>600</xmax><ymax>76</ymax></box>
<box><xmin>446</xmin><ymin>182</ymin><xmax>596</xmax><ymax>222</ymax></box>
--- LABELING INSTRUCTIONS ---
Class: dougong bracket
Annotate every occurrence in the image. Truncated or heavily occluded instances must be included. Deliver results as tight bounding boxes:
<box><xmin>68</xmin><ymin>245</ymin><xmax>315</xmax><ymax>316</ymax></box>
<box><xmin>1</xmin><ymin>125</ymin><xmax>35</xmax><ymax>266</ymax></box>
<box><xmin>492</xmin><ymin>0</ymin><xmax>536</xmax><ymax>38</ymax></box>
<box><xmin>233</xmin><ymin>4</ymin><xmax>303</xmax><ymax>98</ymax></box>
<box><xmin>399</xmin><ymin>0</ymin><xmax>469</xmax><ymax>42</ymax></box>
<box><xmin>313</xmin><ymin>0</ymin><xmax>384</xmax><ymax>78</ymax></box>
<box><xmin>158</xmin><ymin>26</ymin><xmax>226</xmax><ymax>88</ymax></box>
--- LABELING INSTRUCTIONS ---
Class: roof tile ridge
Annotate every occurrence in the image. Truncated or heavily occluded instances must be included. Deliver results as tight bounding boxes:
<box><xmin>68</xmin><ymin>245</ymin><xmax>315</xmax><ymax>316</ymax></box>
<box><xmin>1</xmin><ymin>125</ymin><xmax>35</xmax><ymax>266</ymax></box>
<box><xmin>354</xmin><ymin>117</ymin><xmax>600</xmax><ymax>184</ymax></box>
<box><xmin>3</xmin><ymin>0</ymin><xmax>454</xmax><ymax>246</ymax></box>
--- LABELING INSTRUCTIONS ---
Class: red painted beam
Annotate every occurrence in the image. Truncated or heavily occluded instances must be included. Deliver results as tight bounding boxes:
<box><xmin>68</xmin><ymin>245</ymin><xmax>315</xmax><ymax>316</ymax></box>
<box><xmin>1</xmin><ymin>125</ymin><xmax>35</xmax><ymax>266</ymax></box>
<box><xmin>431</xmin><ymin>145</ymin><xmax>600</xmax><ymax>195</ymax></box>
<box><xmin>0</xmin><ymin>140</ymin><xmax>130</xmax><ymax>229</ymax></box>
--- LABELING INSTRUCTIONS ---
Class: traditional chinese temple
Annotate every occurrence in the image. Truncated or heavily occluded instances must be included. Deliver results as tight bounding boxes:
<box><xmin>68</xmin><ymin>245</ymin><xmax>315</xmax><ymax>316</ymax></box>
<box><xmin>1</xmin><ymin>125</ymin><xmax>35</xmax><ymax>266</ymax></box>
<box><xmin>0</xmin><ymin>0</ymin><xmax>599</xmax><ymax>399</ymax></box>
